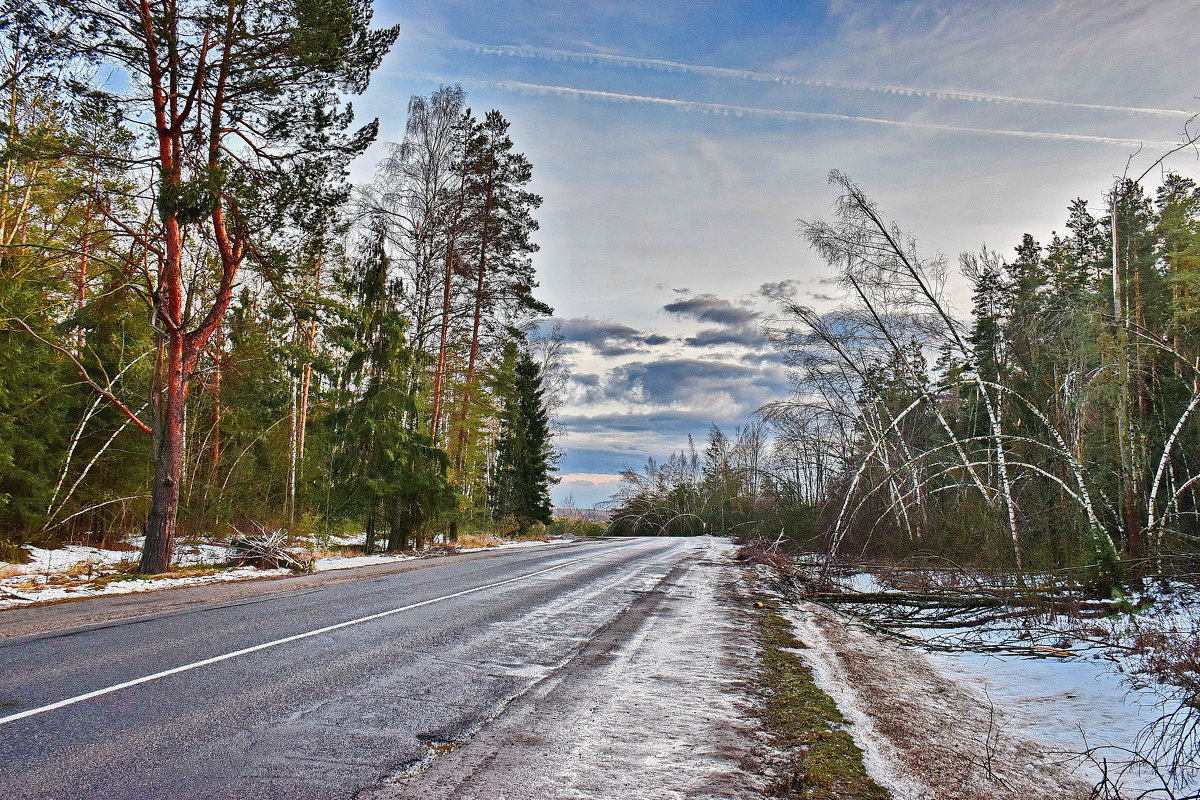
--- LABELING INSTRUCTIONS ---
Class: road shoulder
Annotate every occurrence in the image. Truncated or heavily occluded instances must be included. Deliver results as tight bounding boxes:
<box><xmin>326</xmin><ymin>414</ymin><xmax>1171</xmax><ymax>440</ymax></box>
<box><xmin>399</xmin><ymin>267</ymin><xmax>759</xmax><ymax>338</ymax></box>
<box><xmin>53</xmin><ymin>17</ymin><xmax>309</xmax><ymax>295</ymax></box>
<box><xmin>367</xmin><ymin>538</ymin><xmax>765</xmax><ymax>800</ymax></box>
<box><xmin>0</xmin><ymin>542</ymin><xmax>598</xmax><ymax>643</ymax></box>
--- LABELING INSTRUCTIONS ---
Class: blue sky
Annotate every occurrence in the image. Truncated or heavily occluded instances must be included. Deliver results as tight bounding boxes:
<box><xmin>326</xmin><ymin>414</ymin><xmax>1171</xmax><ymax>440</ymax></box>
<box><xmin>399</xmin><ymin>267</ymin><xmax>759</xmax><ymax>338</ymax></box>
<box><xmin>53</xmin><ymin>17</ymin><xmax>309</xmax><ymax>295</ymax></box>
<box><xmin>354</xmin><ymin>0</ymin><xmax>1200</xmax><ymax>507</ymax></box>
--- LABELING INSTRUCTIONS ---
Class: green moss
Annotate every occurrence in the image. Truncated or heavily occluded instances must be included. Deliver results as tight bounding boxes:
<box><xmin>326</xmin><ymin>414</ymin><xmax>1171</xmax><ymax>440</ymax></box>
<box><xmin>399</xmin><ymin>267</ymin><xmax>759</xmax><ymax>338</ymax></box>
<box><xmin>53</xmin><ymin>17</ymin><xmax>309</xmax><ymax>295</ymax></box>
<box><xmin>758</xmin><ymin>605</ymin><xmax>890</xmax><ymax>800</ymax></box>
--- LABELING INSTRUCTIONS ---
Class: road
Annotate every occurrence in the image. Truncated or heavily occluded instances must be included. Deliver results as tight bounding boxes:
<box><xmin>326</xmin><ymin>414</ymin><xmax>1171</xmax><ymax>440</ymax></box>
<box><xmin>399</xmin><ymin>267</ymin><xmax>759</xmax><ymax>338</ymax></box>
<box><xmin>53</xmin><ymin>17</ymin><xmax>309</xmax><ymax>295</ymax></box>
<box><xmin>0</xmin><ymin>536</ymin><xmax>759</xmax><ymax>800</ymax></box>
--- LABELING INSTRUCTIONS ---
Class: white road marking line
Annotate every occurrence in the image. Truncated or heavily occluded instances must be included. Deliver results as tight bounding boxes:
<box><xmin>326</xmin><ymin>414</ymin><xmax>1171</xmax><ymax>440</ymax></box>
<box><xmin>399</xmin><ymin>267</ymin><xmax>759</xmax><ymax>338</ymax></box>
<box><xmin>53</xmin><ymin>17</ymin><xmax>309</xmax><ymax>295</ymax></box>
<box><xmin>0</xmin><ymin>546</ymin><xmax>648</xmax><ymax>726</ymax></box>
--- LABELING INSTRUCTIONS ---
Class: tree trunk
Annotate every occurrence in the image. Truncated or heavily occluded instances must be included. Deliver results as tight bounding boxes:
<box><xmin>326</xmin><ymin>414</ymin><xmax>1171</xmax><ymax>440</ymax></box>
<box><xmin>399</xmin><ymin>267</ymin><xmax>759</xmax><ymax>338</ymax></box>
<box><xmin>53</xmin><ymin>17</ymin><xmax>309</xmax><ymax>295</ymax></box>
<box><xmin>430</xmin><ymin>243</ymin><xmax>455</xmax><ymax>441</ymax></box>
<box><xmin>453</xmin><ymin>184</ymin><xmax>493</xmax><ymax>476</ymax></box>
<box><xmin>211</xmin><ymin>346</ymin><xmax>221</xmax><ymax>473</ymax></box>
<box><xmin>1111</xmin><ymin>198</ymin><xmax>1142</xmax><ymax>558</ymax></box>
<box><xmin>431</xmin><ymin>166</ymin><xmax>469</xmax><ymax>444</ymax></box>
<box><xmin>140</xmin><ymin>330</ymin><xmax>186</xmax><ymax>574</ymax></box>
<box><xmin>387</xmin><ymin>516</ymin><xmax>409</xmax><ymax>551</ymax></box>
<box><xmin>365</xmin><ymin>508</ymin><xmax>377</xmax><ymax>555</ymax></box>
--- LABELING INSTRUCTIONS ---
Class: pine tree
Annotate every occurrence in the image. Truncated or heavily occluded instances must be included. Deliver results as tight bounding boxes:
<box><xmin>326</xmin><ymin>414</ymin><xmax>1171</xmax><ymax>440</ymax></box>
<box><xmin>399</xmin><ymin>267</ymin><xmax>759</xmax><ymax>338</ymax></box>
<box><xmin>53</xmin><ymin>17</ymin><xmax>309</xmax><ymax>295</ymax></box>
<box><xmin>489</xmin><ymin>343</ymin><xmax>555</xmax><ymax>531</ymax></box>
<box><xmin>30</xmin><ymin>0</ymin><xmax>398</xmax><ymax>572</ymax></box>
<box><xmin>454</xmin><ymin>110</ymin><xmax>547</xmax><ymax>479</ymax></box>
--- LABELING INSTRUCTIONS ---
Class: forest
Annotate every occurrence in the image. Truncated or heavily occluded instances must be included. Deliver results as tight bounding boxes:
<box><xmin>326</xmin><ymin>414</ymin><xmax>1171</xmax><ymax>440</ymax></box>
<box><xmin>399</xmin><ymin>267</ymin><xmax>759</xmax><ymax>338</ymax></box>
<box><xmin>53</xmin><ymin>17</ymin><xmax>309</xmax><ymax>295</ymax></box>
<box><xmin>611</xmin><ymin>164</ymin><xmax>1200</xmax><ymax>579</ymax></box>
<box><xmin>0</xmin><ymin>4</ymin><xmax>561</xmax><ymax>574</ymax></box>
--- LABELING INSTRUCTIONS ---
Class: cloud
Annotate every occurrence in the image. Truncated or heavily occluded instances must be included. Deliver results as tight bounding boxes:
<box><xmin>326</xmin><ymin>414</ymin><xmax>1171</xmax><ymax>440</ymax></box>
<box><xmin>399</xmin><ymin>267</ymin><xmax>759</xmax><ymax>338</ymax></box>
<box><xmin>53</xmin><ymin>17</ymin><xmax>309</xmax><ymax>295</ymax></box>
<box><xmin>758</xmin><ymin>279</ymin><xmax>804</xmax><ymax>299</ymax></box>
<box><xmin>684</xmin><ymin>326</ymin><xmax>767</xmax><ymax>348</ymax></box>
<box><xmin>562</xmin><ymin>408</ymin><xmax>732</xmax><ymax>436</ymax></box>
<box><xmin>557</xmin><ymin>472</ymin><xmax>626</xmax><ymax>486</ymax></box>
<box><xmin>663</xmin><ymin>293</ymin><xmax>759</xmax><ymax>325</ymax></box>
<box><xmin>549</xmin><ymin>316</ymin><xmax>670</xmax><ymax>356</ymax></box>
<box><xmin>557</xmin><ymin>445</ymin><xmax>650</xmax><ymax>475</ymax></box>
<box><xmin>663</xmin><ymin>292</ymin><xmax>767</xmax><ymax>348</ymax></box>
<box><xmin>472</xmin><ymin>80</ymin><xmax>1183</xmax><ymax>150</ymax></box>
<box><xmin>571</xmin><ymin>372</ymin><xmax>601</xmax><ymax>386</ymax></box>
<box><xmin>740</xmin><ymin>351</ymin><xmax>788</xmax><ymax>366</ymax></box>
<box><xmin>602</xmin><ymin>358</ymin><xmax>786</xmax><ymax>412</ymax></box>
<box><xmin>437</xmin><ymin>37</ymin><xmax>1193</xmax><ymax>119</ymax></box>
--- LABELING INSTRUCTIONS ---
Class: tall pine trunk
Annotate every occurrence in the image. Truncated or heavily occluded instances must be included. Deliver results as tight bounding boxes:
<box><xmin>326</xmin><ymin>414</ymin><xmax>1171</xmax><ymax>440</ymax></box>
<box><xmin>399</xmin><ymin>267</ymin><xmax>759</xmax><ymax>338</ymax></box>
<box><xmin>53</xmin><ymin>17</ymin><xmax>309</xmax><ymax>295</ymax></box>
<box><xmin>141</xmin><ymin>327</ymin><xmax>186</xmax><ymax>574</ymax></box>
<box><xmin>454</xmin><ymin>181</ymin><xmax>494</xmax><ymax>475</ymax></box>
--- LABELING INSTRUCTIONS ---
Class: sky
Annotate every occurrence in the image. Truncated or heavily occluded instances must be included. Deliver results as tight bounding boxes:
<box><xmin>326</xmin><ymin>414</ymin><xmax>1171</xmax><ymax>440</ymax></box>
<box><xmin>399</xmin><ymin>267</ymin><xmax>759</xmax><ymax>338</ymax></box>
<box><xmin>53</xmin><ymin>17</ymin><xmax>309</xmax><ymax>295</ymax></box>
<box><xmin>353</xmin><ymin>0</ymin><xmax>1200</xmax><ymax>508</ymax></box>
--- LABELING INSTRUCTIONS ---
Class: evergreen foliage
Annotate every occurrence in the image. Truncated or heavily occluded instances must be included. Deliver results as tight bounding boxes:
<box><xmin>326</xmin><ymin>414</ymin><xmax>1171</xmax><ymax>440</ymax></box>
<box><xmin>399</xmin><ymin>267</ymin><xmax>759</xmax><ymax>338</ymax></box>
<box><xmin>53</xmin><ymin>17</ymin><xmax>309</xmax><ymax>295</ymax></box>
<box><xmin>489</xmin><ymin>343</ymin><xmax>556</xmax><ymax>532</ymax></box>
<box><xmin>0</xmin><ymin>11</ymin><xmax>561</xmax><ymax>567</ymax></box>
<box><xmin>760</xmin><ymin>170</ymin><xmax>1200</xmax><ymax>572</ymax></box>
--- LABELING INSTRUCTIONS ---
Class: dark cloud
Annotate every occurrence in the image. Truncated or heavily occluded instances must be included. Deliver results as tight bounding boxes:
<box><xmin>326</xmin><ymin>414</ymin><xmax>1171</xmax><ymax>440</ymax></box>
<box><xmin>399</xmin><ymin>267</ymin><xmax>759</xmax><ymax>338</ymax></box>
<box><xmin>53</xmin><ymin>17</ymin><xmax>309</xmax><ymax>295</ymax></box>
<box><xmin>663</xmin><ymin>293</ymin><xmax>759</xmax><ymax>326</ymax></box>
<box><xmin>807</xmin><ymin>292</ymin><xmax>836</xmax><ymax>302</ymax></box>
<box><xmin>572</xmin><ymin>372</ymin><xmax>601</xmax><ymax>386</ymax></box>
<box><xmin>557</xmin><ymin>446</ymin><xmax>650</xmax><ymax>475</ymax></box>
<box><xmin>602</xmin><ymin>358</ymin><xmax>787</xmax><ymax>410</ymax></box>
<box><xmin>685</xmin><ymin>326</ymin><xmax>767</xmax><ymax>348</ymax></box>
<box><xmin>663</xmin><ymin>293</ymin><xmax>766</xmax><ymax>350</ymax></box>
<box><xmin>740</xmin><ymin>350</ymin><xmax>788</xmax><ymax>366</ymax></box>
<box><xmin>545</xmin><ymin>317</ymin><xmax>670</xmax><ymax>356</ymax></box>
<box><xmin>561</xmin><ymin>409</ymin><xmax>730</xmax><ymax>437</ymax></box>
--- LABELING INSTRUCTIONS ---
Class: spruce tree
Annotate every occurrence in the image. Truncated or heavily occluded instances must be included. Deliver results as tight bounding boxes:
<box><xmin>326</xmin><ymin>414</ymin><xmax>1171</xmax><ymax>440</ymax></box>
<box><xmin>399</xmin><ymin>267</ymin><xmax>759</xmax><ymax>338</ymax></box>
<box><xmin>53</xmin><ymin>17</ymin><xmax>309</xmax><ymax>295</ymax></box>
<box><xmin>489</xmin><ymin>344</ymin><xmax>555</xmax><ymax>531</ymax></box>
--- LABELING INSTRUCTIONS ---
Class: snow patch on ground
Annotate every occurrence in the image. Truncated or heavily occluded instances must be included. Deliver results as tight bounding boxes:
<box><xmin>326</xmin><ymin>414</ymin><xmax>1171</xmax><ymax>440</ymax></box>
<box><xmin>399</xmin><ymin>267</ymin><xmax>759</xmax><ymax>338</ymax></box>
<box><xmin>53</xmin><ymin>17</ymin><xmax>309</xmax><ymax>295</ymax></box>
<box><xmin>925</xmin><ymin>649</ymin><xmax>1157</xmax><ymax>757</ymax></box>
<box><xmin>0</xmin><ymin>566</ymin><xmax>293</xmax><ymax>606</ymax></box>
<box><xmin>0</xmin><ymin>538</ymin><xmax>574</xmax><ymax>609</ymax></box>
<box><xmin>311</xmin><ymin>554</ymin><xmax>416</xmax><ymax>572</ymax></box>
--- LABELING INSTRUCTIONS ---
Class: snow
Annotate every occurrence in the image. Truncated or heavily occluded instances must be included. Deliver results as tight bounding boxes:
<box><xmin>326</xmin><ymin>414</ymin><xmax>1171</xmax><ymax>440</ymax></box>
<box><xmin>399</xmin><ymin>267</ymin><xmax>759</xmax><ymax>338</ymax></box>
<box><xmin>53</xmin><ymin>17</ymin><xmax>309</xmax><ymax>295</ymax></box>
<box><xmin>0</xmin><ymin>537</ymin><xmax>575</xmax><ymax>609</ymax></box>
<box><xmin>0</xmin><ymin>566</ymin><xmax>293</xmax><ymax>606</ymax></box>
<box><xmin>782</xmin><ymin>573</ymin><xmax>1200</xmax><ymax>800</ymax></box>
<box><xmin>784</xmin><ymin>603</ymin><xmax>1097</xmax><ymax>800</ymax></box>
<box><xmin>312</xmin><ymin>554</ymin><xmax>415</xmax><ymax>572</ymax></box>
<box><xmin>524</xmin><ymin>538</ymin><xmax>761</xmax><ymax>799</ymax></box>
<box><xmin>924</xmin><ymin>650</ymin><xmax>1157</xmax><ymax>755</ymax></box>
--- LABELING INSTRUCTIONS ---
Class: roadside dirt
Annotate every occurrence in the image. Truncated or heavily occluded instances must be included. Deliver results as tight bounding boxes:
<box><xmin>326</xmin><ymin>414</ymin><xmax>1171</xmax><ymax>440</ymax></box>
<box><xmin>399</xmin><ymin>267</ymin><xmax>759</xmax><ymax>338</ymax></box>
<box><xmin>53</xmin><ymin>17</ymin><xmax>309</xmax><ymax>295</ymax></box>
<box><xmin>785</xmin><ymin>603</ymin><xmax>1094</xmax><ymax>800</ymax></box>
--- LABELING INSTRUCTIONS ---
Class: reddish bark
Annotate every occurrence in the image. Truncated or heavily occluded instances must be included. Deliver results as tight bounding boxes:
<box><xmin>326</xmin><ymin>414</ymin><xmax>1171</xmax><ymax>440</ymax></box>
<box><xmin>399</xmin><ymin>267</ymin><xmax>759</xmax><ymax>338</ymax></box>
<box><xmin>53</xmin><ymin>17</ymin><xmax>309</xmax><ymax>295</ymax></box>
<box><xmin>210</xmin><ymin>341</ymin><xmax>221</xmax><ymax>472</ymax></box>
<box><xmin>454</xmin><ymin>220</ymin><xmax>489</xmax><ymax>476</ymax></box>
<box><xmin>430</xmin><ymin>242</ymin><xmax>455</xmax><ymax>441</ymax></box>
<box><xmin>135</xmin><ymin>0</ymin><xmax>242</xmax><ymax>574</ymax></box>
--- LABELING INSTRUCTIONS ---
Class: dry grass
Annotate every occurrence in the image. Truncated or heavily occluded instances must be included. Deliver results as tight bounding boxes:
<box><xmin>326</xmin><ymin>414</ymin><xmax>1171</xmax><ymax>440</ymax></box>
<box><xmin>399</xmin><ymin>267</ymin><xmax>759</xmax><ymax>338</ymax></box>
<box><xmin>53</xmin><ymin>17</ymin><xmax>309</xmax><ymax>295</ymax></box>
<box><xmin>92</xmin><ymin>565</ymin><xmax>228</xmax><ymax>585</ymax></box>
<box><xmin>452</xmin><ymin>532</ymin><xmax>506</xmax><ymax>549</ymax></box>
<box><xmin>435</xmin><ymin>532</ymin><xmax>553</xmax><ymax>551</ymax></box>
<box><xmin>0</xmin><ymin>564</ymin><xmax>30</xmax><ymax>579</ymax></box>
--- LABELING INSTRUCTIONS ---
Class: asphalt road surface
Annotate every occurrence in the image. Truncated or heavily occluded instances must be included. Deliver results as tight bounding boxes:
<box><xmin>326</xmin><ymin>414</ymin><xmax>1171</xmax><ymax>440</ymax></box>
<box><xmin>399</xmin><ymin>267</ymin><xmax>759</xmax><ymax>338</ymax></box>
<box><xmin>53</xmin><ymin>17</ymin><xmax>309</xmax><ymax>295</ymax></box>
<box><xmin>0</xmin><ymin>536</ymin><xmax>737</xmax><ymax>799</ymax></box>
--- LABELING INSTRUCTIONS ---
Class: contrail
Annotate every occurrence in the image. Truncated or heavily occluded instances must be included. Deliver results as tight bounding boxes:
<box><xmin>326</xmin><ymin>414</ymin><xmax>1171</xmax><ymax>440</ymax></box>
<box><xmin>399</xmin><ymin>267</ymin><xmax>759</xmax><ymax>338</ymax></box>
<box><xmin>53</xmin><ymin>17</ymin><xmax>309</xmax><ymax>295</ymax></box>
<box><xmin>476</xmin><ymin>79</ymin><xmax>1181</xmax><ymax>149</ymax></box>
<box><xmin>440</xmin><ymin>38</ymin><xmax>1193</xmax><ymax>120</ymax></box>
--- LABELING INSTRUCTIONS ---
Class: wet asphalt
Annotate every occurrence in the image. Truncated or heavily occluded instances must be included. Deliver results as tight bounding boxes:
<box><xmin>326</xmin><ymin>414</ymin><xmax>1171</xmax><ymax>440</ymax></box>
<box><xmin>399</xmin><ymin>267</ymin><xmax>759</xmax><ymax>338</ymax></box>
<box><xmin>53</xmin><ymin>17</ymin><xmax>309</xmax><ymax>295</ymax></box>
<box><xmin>0</xmin><ymin>536</ymin><xmax>701</xmax><ymax>799</ymax></box>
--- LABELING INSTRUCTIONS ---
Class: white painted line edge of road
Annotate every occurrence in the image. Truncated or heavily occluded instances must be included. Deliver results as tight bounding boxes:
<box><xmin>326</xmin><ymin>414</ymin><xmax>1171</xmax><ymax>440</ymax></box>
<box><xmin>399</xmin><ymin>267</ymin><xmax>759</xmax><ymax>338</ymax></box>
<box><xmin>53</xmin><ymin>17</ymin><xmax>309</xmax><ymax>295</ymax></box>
<box><xmin>0</xmin><ymin>548</ymin><xmax>618</xmax><ymax>726</ymax></box>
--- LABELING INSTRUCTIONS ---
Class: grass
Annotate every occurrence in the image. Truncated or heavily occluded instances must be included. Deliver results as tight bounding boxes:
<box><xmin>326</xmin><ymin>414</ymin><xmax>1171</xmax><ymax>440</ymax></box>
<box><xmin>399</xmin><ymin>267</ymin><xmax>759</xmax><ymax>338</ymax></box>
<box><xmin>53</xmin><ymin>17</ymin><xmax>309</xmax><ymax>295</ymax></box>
<box><xmin>757</xmin><ymin>602</ymin><xmax>890</xmax><ymax>800</ymax></box>
<box><xmin>88</xmin><ymin>564</ymin><xmax>230</xmax><ymax>586</ymax></box>
<box><xmin>0</xmin><ymin>540</ymin><xmax>31</xmax><ymax>565</ymax></box>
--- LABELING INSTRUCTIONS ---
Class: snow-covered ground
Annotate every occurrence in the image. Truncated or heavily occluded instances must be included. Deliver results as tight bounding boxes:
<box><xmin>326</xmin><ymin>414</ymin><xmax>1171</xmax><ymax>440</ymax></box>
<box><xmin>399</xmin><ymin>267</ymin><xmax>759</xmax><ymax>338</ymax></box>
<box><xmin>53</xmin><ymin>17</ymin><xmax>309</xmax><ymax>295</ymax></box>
<box><xmin>784</xmin><ymin>578</ymin><xmax>1200</xmax><ymax>800</ymax></box>
<box><xmin>0</xmin><ymin>538</ymin><xmax>573</xmax><ymax>609</ymax></box>
<box><xmin>785</xmin><ymin>603</ymin><xmax>1096</xmax><ymax>799</ymax></box>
